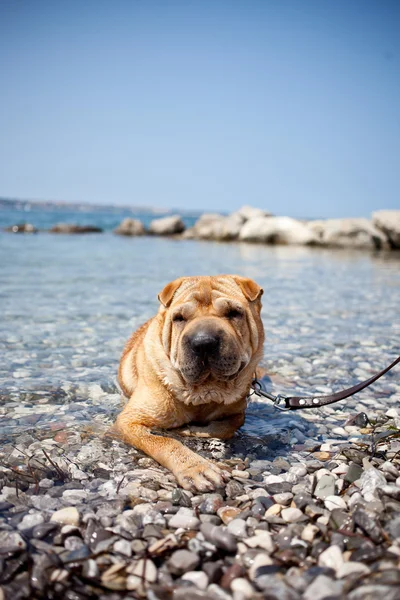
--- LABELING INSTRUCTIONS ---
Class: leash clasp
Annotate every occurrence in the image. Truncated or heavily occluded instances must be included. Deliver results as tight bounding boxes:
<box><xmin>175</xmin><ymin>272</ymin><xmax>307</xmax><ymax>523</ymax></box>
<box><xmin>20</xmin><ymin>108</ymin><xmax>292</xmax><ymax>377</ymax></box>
<box><xmin>251</xmin><ymin>378</ymin><xmax>291</xmax><ymax>411</ymax></box>
<box><xmin>272</xmin><ymin>394</ymin><xmax>291</xmax><ymax>411</ymax></box>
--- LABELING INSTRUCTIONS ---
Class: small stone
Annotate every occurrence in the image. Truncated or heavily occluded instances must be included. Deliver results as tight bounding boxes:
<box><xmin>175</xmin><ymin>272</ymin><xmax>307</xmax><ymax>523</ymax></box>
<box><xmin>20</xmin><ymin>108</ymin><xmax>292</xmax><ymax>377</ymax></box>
<box><xmin>200</xmin><ymin>522</ymin><xmax>238</xmax><ymax>552</ymax></box>
<box><xmin>168</xmin><ymin>549</ymin><xmax>200</xmax><ymax>575</ymax></box>
<box><xmin>50</xmin><ymin>507</ymin><xmax>80</xmax><ymax>526</ymax></box>
<box><xmin>345</xmin><ymin>463</ymin><xmax>363</xmax><ymax>484</ymax></box>
<box><xmin>181</xmin><ymin>571</ymin><xmax>209</xmax><ymax>590</ymax></box>
<box><xmin>17</xmin><ymin>512</ymin><xmax>45</xmax><ymax>530</ymax></box>
<box><xmin>273</xmin><ymin>492</ymin><xmax>293</xmax><ymax>505</ymax></box>
<box><xmin>82</xmin><ymin>559</ymin><xmax>99</xmax><ymax>579</ymax></box>
<box><xmin>324</xmin><ymin>495</ymin><xmax>347</xmax><ymax>511</ymax></box>
<box><xmin>359</xmin><ymin>467</ymin><xmax>386</xmax><ymax>502</ymax></box>
<box><xmin>227</xmin><ymin>518</ymin><xmax>247</xmax><ymax>538</ymax></box>
<box><xmin>329</xmin><ymin>509</ymin><xmax>353</xmax><ymax>532</ymax></box>
<box><xmin>231</xmin><ymin>577</ymin><xmax>255</xmax><ymax>599</ymax></box>
<box><xmin>265</xmin><ymin>482</ymin><xmax>293</xmax><ymax>494</ymax></box>
<box><xmin>301</xmin><ymin>524</ymin><xmax>319</xmax><ymax>543</ymax></box>
<box><xmin>101</xmin><ymin>563</ymin><xmax>126</xmax><ymax>590</ymax></box>
<box><xmin>218</xmin><ymin>506</ymin><xmax>242</xmax><ymax>524</ymax></box>
<box><xmin>0</xmin><ymin>530</ymin><xmax>27</xmax><ymax>550</ymax></box>
<box><xmin>265</xmin><ymin>504</ymin><xmax>281</xmax><ymax>517</ymax></box>
<box><xmin>31</xmin><ymin>522</ymin><xmax>59</xmax><ymax>539</ymax></box>
<box><xmin>232</xmin><ymin>469</ymin><xmax>250</xmax><ymax>479</ymax></box>
<box><xmin>245</xmin><ymin>531</ymin><xmax>275</xmax><ymax>553</ymax></box>
<box><xmin>148</xmin><ymin>533</ymin><xmax>178</xmax><ymax>555</ymax></box>
<box><xmin>248</xmin><ymin>487</ymin><xmax>270</xmax><ymax>500</ymax></box>
<box><xmin>353</xmin><ymin>507</ymin><xmax>383</xmax><ymax>543</ymax></box>
<box><xmin>169</xmin><ymin>507</ymin><xmax>200</xmax><ymax>530</ymax></box>
<box><xmin>289</xmin><ymin>464</ymin><xmax>308</xmax><ymax>478</ymax></box>
<box><xmin>380</xmin><ymin>461</ymin><xmax>399</xmax><ymax>478</ymax></box>
<box><xmin>226</xmin><ymin>479</ymin><xmax>245</xmax><ymax>498</ymax></box>
<box><xmin>314</xmin><ymin>475</ymin><xmax>336</xmax><ymax>499</ymax></box>
<box><xmin>126</xmin><ymin>558</ymin><xmax>157</xmax><ymax>590</ymax></box>
<box><xmin>348</xmin><ymin>585</ymin><xmax>400</xmax><ymax>600</ymax></box>
<box><xmin>318</xmin><ymin>545</ymin><xmax>344</xmax><ymax>573</ymax></box>
<box><xmin>312</xmin><ymin>452</ymin><xmax>331</xmax><ymax>461</ymax></box>
<box><xmin>303</xmin><ymin>574</ymin><xmax>343</xmax><ymax>600</ymax></box>
<box><xmin>337</xmin><ymin>561</ymin><xmax>370</xmax><ymax>578</ymax></box>
<box><xmin>248</xmin><ymin>553</ymin><xmax>273</xmax><ymax>580</ymax></box>
<box><xmin>381</xmin><ymin>484</ymin><xmax>400</xmax><ymax>500</ymax></box>
<box><xmin>113</xmin><ymin>538</ymin><xmax>132</xmax><ymax>557</ymax></box>
<box><xmin>281</xmin><ymin>508</ymin><xmax>304</xmax><ymax>523</ymax></box>
<box><xmin>200</xmin><ymin>493</ymin><xmax>224</xmax><ymax>514</ymax></box>
<box><xmin>293</xmin><ymin>493</ymin><xmax>313</xmax><ymax>510</ymax></box>
<box><xmin>208</xmin><ymin>584</ymin><xmax>234</xmax><ymax>600</ymax></box>
<box><xmin>251</xmin><ymin>502</ymin><xmax>266</xmax><ymax>517</ymax></box>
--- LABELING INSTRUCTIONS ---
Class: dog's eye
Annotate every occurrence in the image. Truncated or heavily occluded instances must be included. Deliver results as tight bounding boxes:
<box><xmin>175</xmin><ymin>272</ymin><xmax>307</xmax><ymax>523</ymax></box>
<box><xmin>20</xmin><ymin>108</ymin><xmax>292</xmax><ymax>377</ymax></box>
<box><xmin>172</xmin><ymin>314</ymin><xmax>186</xmax><ymax>323</ymax></box>
<box><xmin>226</xmin><ymin>309</ymin><xmax>242</xmax><ymax>319</ymax></box>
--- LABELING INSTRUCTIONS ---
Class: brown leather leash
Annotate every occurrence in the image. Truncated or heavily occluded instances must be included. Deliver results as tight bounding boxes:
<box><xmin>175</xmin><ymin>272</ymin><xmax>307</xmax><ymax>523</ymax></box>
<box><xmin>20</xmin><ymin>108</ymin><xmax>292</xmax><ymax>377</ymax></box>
<box><xmin>251</xmin><ymin>354</ymin><xmax>400</xmax><ymax>411</ymax></box>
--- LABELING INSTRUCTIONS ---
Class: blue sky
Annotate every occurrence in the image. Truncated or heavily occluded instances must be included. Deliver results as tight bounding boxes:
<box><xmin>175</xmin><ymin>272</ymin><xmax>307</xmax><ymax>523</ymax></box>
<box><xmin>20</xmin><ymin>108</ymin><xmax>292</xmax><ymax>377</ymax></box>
<box><xmin>0</xmin><ymin>0</ymin><xmax>399</xmax><ymax>218</ymax></box>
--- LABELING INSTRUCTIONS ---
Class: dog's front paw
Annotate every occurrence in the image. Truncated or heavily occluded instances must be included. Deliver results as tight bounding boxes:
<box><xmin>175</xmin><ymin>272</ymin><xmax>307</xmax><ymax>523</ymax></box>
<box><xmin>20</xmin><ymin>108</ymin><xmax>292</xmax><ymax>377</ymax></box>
<box><xmin>175</xmin><ymin>458</ymin><xmax>229</xmax><ymax>492</ymax></box>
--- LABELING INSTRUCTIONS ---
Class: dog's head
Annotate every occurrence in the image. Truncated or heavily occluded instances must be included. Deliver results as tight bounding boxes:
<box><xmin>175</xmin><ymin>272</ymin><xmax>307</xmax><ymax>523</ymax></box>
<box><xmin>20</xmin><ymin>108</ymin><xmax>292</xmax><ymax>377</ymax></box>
<box><xmin>157</xmin><ymin>275</ymin><xmax>264</xmax><ymax>385</ymax></box>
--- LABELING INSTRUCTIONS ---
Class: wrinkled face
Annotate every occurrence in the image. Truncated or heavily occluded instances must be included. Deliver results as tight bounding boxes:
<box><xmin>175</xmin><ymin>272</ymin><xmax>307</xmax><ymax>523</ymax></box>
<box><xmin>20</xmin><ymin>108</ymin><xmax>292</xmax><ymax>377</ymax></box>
<box><xmin>158</xmin><ymin>275</ymin><xmax>264</xmax><ymax>385</ymax></box>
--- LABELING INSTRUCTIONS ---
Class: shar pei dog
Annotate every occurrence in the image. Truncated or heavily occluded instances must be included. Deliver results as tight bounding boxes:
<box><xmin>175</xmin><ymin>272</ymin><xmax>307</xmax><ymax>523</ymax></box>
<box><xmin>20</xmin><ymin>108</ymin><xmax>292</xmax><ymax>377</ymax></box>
<box><xmin>116</xmin><ymin>275</ymin><xmax>264</xmax><ymax>491</ymax></box>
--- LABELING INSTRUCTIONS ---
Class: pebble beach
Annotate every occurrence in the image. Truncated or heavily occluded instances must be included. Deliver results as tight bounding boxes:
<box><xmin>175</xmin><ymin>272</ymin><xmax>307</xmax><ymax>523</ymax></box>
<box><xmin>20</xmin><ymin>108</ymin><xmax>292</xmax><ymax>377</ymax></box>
<box><xmin>1</xmin><ymin>217</ymin><xmax>400</xmax><ymax>599</ymax></box>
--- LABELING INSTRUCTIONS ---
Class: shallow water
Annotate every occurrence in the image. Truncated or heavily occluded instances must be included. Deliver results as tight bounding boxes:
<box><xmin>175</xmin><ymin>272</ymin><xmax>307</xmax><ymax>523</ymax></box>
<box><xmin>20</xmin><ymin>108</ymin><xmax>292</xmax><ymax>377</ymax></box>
<box><xmin>0</xmin><ymin>232</ymin><xmax>399</xmax><ymax>452</ymax></box>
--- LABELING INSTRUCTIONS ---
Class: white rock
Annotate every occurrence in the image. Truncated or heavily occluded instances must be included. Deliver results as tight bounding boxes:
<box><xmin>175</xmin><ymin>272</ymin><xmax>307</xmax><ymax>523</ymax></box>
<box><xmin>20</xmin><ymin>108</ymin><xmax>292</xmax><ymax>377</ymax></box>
<box><xmin>169</xmin><ymin>507</ymin><xmax>200</xmax><ymax>530</ymax></box>
<box><xmin>372</xmin><ymin>209</ymin><xmax>400</xmax><ymax>248</ymax></box>
<box><xmin>264</xmin><ymin>474</ymin><xmax>284</xmax><ymax>484</ymax></box>
<box><xmin>231</xmin><ymin>577</ymin><xmax>256</xmax><ymax>599</ymax></box>
<box><xmin>113</xmin><ymin>539</ymin><xmax>132</xmax><ymax>557</ymax></box>
<box><xmin>318</xmin><ymin>545</ymin><xmax>344</xmax><ymax>573</ymax></box>
<box><xmin>148</xmin><ymin>215</ymin><xmax>185</xmax><ymax>235</ymax></box>
<box><xmin>233</xmin><ymin>205</ymin><xmax>272</xmax><ymax>221</ymax></box>
<box><xmin>17</xmin><ymin>512</ymin><xmax>44</xmax><ymax>530</ymax></box>
<box><xmin>248</xmin><ymin>488</ymin><xmax>270</xmax><ymax>499</ymax></box>
<box><xmin>301</xmin><ymin>524</ymin><xmax>319</xmax><ymax>543</ymax></box>
<box><xmin>289</xmin><ymin>464</ymin><xmax>307</xmax><ymax>478</ymax></box>
<box><xmin>381</xmin><ymin>461</ymin><xmax>399</xmax><ymax>478</ymax></box>
<box><xmin>126</xmin><ymin>558</ymin><xmax>157</xmax><ymax>590</ymax></box>
<box><xmin>239</xmin><ymin>216</ymin><xmax>317</xmax><ymax>245</ymax></box>
<box><xmin>336</xmin><ymin>561</ymin><xmax>371</xmax><ymax>578</ymax></box>
<box><xmin>192</xmin><ymin>213</ymin><xmax>242</xmax><ymax>241</ymax></box>
<box><xmin>51</xmin><ymin>507</ymin><xmax>80</xmax><ymax>526</ymax></box>
<box><xmin>248</xmin><ymin>553</ymin><xmax>273</xmax><ymax>579</ymax></box>
<box><xmin>281</xmin><ymin>508</ymin><xmax>303</xmax><ymax>523</ymax></box>
<box><xmin>304</xmin><ymin>574</ymin><xmax>343</xmax><ymax>600</ymax></box>
<box><xmin>310</xmin><ymin>217</ymin><xmax>389</xmax><ymax>249</ymax></box>
<box><xmin>386</xmin><ymin>408</ymin><xmax>400</xmax><ymax>419</ymax></box>
<box><xmin>324</xmin><ymin>495</ymin><xmax>347</xmax><ymax>511</ymax></box>
<box><xmin>182</xmin><ymin>571</ymin><xmax>208</xmax><ymax>590</ymax></box>
<box><xmin>227</xmin><ymin>518</ymin><xmax>247</xmax><ymax>538</ymax></box>
<box><xmin>273</xmin><ymin>492</ymin><xmax>293</xmax><ymax>505</ymax></box>
<box><xmin>245</xmin><ymin>531</ymin><xmax>275</xmax><ymax>553</ymax></box>
<box><xmin>114</xmin><ymin>218</ymin><xmax>145</xmax><ymax>236</ymax></box>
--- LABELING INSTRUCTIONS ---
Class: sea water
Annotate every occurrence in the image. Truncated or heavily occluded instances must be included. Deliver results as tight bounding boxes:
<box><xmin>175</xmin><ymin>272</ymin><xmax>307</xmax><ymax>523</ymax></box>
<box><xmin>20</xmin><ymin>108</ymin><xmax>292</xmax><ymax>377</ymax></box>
<box><xmin>0</xmin><ymin>207</ymin><xmax>399</xmax><ymax>455</ymax></box>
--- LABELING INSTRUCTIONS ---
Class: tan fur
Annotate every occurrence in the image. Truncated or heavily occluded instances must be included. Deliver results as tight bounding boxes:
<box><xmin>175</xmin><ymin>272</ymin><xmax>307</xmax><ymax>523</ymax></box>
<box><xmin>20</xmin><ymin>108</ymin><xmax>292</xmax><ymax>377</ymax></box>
<box><xmin>115</xmin><ymin>275</ymin><xmax>264</xmax><ymax>491</ymax></box>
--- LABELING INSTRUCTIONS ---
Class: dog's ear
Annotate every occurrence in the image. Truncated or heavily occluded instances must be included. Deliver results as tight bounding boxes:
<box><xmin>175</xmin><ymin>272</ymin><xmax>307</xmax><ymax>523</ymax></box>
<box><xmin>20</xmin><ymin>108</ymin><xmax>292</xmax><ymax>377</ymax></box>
<box><xmin>158</xmin><ymin>278</ymin><xmax>184</xmax><ymax>308</ymax></box>
<box><xmin>233</xmin><ymin>276</ymin><xmax>263</xmax><ymax>302</ymax></box>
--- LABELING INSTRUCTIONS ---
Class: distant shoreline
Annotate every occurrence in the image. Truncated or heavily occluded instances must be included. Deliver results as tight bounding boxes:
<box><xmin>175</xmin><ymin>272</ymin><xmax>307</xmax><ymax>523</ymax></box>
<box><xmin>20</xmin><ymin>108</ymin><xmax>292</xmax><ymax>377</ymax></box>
<box><xmin>0</xmin><ymin>197</ymin><xmax>203</xmax><ymax>218</ymax></box>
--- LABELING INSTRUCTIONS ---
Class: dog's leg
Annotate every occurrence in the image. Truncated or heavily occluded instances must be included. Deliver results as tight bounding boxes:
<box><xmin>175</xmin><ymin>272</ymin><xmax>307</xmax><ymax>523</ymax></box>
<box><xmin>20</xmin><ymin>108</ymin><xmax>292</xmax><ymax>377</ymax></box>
<box><xmin>116</xmin><ymin>419</ymin><xmax>228</xmax><ymax>492</ymax></box>
<box><xmin>175</xmin><ymin>412</ymin><xmax>245</xmax><ymax>440</ymax></box>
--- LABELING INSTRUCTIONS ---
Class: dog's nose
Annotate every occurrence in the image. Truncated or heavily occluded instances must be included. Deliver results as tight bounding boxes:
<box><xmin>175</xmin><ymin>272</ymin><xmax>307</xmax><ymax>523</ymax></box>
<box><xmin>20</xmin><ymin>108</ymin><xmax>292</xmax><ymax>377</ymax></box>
<box><xmin>189</xmin><ymin>331</ymin><xmax>220</xmax><ymax>356</ymax></box>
